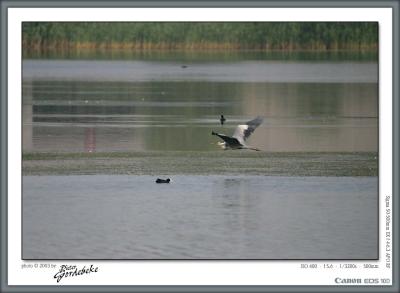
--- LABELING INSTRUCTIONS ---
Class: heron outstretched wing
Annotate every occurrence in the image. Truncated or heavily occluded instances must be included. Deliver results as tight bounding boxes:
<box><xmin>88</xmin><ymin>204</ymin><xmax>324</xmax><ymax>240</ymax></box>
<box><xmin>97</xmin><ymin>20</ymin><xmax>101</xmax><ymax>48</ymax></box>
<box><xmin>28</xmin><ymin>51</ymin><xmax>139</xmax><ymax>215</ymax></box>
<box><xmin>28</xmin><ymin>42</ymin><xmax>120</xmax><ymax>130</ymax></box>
<box><xmin>212</xmin><ymin>132</ymin><xmax>242</xmax><ymax>146</ymax></box>
<box><xmin>232</xmin><ymin>116</ymin><xmax>263</xmax><ymax>143</ymax></box>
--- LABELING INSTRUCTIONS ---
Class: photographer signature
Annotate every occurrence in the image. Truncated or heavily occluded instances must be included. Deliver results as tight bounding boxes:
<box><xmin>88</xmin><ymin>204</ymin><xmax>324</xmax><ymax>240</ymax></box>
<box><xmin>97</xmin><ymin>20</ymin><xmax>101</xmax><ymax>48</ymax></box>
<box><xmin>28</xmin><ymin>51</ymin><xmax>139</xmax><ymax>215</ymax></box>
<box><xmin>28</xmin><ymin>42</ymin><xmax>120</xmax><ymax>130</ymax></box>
<box><xmin>54</xmin><ymin>264</ymin><xmax>99</xmax><ymax>283</ymax></box>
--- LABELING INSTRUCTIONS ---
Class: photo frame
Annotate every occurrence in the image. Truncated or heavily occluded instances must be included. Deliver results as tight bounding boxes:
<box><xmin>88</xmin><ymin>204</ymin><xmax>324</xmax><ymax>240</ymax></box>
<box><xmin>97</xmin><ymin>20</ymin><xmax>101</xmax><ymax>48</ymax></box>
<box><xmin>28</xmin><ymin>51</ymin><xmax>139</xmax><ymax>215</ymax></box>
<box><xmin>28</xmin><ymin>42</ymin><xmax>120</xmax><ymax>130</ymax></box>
<box><xmin>1</xmin><ymin>0</ymin><xmax>398</xmax><ymax>292</ymax></box>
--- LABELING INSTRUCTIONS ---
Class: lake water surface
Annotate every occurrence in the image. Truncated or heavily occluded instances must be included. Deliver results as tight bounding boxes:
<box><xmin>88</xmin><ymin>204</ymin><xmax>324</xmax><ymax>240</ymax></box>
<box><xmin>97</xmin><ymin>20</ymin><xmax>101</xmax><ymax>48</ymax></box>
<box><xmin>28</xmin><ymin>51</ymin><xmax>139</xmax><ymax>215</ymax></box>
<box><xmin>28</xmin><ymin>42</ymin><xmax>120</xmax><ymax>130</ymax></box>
<box><xmin>23</xmin><ymin>57</ymin><xmax>377</xmax><ymax>152</ymax></box>
<box><xmin>22</xmin><ymin>52</ymin><xmax>378</xmax><ymax>259</ymax></box>
<box><xmin>23</xmin><ymin>175</ymin><xmax>377</xmax><ymax>259</ymax></box>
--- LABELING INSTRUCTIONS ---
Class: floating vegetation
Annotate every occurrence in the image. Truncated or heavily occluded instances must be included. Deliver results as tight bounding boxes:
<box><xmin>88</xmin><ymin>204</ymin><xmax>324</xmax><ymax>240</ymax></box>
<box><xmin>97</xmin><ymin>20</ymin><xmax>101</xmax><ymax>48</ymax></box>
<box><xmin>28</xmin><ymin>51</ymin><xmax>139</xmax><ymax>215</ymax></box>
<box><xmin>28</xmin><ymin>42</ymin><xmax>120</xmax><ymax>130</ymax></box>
<box><xmin>23</xmin><ymin>151</ymin><xmax>378</xmax><ymax>177</ymax></box>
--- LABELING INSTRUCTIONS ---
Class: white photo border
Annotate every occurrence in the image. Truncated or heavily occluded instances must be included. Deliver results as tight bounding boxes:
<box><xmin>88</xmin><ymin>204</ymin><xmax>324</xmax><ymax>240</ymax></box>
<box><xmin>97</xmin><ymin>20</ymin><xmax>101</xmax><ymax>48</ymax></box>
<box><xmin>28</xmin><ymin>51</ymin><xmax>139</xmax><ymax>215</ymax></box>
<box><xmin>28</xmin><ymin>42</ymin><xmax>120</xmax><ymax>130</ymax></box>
<box><xmin>7</xmin><ymin>7</ymin><xmax>393</xmax><ymax>287</ymax></box>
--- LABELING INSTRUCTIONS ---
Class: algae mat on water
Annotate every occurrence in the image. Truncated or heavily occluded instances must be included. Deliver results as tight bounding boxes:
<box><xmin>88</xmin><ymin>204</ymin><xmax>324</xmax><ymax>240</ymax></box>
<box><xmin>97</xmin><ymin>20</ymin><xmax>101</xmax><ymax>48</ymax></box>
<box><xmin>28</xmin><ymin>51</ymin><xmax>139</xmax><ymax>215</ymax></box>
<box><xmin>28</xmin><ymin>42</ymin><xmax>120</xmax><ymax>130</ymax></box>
<box><xmin>22</xmin><ymin>151</ymin><xmax>377</xmax><ymax>177</ymax></box>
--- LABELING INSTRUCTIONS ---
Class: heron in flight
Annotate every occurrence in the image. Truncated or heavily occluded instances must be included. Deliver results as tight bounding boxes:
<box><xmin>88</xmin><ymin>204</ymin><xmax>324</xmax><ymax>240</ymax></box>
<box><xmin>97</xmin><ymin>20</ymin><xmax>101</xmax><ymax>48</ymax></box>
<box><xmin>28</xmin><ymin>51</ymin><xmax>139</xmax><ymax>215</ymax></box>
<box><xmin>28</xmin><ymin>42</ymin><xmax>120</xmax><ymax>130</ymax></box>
<box><xmin>211</xmin><ymin>116</ymin><xmax>263</xmax><ymax>151</ymax></box>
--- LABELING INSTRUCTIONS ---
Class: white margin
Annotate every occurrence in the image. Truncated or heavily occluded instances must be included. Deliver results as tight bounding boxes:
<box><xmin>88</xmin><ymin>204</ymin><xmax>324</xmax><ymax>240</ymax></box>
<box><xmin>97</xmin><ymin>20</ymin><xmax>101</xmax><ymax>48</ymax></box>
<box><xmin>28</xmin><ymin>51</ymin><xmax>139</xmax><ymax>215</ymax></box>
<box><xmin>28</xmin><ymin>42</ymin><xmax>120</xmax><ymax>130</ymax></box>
<box><xmin>8</xmin><ymin>7</ymin><xmax>393</xmax><ymax>286</ymax></box>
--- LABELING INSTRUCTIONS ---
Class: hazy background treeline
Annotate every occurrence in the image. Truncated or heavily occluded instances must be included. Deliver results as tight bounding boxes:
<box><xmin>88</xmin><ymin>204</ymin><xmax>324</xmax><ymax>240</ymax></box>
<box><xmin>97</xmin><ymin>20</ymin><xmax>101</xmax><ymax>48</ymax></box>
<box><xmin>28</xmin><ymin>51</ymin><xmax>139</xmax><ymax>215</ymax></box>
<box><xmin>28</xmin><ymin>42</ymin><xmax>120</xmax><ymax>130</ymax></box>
<box><xmin>23</xmin><ymin>22</ymin><xmax>377</xmax><ymax>51</ymax></box>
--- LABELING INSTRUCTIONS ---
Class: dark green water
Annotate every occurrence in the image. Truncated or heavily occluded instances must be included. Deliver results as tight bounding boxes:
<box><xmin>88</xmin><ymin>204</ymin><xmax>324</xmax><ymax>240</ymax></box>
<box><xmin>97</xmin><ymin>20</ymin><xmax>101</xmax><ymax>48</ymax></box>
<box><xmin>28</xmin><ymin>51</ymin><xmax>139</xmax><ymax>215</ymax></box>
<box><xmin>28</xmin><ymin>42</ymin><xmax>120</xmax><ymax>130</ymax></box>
<box><xmin>24</xmin><ymin>49</ymin><xmax>378</xmax><ymax>62</ymax></box>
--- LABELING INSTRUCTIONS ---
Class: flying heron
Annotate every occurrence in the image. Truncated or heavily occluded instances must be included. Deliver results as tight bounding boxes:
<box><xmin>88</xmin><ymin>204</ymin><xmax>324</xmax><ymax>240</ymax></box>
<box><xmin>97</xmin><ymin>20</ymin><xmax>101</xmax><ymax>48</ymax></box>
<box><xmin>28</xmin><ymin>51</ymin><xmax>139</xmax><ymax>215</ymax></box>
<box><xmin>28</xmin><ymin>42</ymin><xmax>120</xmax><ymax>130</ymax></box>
<box><xmin>211</xmin><ymin>116</ymin><xmax>263</xmax><ymax>151</ymax></box>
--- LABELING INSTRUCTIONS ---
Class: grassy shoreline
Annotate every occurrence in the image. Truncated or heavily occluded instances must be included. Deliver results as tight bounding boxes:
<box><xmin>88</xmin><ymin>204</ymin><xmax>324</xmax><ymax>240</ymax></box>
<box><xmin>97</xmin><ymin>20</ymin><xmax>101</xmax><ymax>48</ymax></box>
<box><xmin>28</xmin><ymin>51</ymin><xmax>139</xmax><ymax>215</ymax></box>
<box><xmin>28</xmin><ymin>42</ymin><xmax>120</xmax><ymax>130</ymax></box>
<box><xmin>23</xmin><ymin>151</ymin><xmax>378</xmax><ymax>177</ymax></box>
<box><xmin>22</xmin><ymin>22</ymin><xmax>378</xmax><ymax>52</ymax></box>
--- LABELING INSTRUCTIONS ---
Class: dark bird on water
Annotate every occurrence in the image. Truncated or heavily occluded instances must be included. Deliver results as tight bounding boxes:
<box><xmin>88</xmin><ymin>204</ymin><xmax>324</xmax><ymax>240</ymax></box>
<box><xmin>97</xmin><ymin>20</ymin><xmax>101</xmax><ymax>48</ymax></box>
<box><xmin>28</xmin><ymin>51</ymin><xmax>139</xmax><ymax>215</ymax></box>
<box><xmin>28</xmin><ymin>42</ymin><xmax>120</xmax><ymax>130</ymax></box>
<box><xmin>156</xmin><ymin>178</ymin><xmax>171</xmax><ymax>183</ymax></box>
<box><xmin>212</xmin><ymin>116</ymin><xmax>263</xmax><ymax>151</ymax></box>
<box><xmin>220</xmin><ymin>114</ymin><xmax>226</xmax><ymax>125</ymax></box>
<box><xmin>181</xmin><ymin>65</ymin><xmax>188</xmax><ymax>68</ymax></box>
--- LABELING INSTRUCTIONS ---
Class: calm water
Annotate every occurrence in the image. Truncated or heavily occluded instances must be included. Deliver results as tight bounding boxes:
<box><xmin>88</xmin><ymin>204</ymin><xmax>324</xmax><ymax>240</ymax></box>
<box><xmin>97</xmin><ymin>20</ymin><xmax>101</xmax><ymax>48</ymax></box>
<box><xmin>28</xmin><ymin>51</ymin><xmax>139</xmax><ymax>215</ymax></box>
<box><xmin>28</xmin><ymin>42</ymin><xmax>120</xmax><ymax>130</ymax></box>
<box><xmin>23</xmin><ymin>175</ymin><xmax>377</xmax><ymax>259</ymax></box>
<box><xmin>22</xmin><ymin>58</ymin><xmax>378</xmax><ymax>152</ymax></box>
<box><xmin>22</xmin><ymin>52</ymin><xmax>378</xmax><ymax>259</ymax></box>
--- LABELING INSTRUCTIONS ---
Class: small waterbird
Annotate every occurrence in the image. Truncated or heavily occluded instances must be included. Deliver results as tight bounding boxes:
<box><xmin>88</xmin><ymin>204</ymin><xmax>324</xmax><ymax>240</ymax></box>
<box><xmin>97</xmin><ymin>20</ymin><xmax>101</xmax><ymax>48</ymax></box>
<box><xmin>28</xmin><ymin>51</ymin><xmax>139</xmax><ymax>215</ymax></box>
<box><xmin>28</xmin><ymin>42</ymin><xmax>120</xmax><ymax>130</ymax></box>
<box><xmin>156</xmin><ymin>178</ymin><xmax>171</xmax><ymax>183</ymax></box>
<box><xmin>212</xmin><ymin>116</ymin><xmax>263</xmax><ymax>151</ymax></box>
<box><xmin>220</xmin><ymin>114</ymin><xmax>226</xmax><ymax>125</ymax></box>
